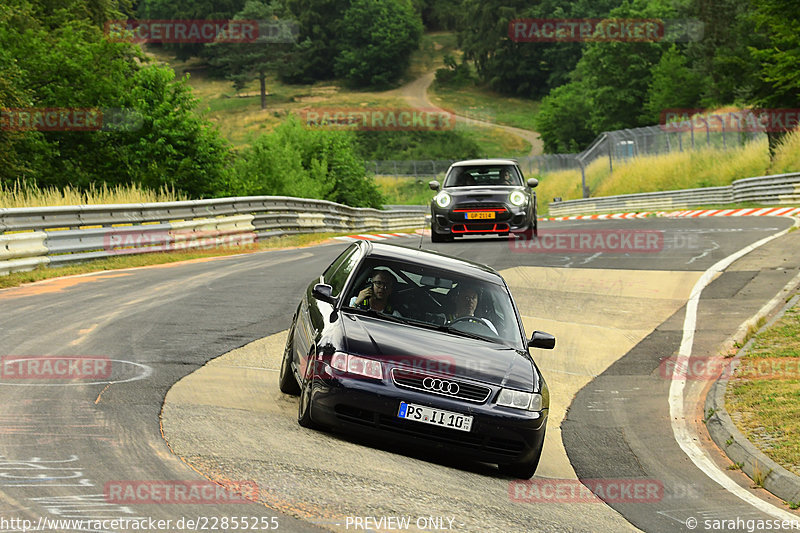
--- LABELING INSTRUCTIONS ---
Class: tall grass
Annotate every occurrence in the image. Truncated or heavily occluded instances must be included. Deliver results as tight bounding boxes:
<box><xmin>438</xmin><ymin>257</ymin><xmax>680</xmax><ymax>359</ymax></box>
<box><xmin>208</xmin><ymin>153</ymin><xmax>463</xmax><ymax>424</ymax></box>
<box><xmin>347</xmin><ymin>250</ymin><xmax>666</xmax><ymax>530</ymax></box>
<box><xmin>536</xmin><ymin>129</ymin><xmax>800</xmax><ymax>209</ymax></box>
<box><xmin>0</xmin><ymin>181</ymin><xmax>187</xmax><ymax>208</ymax></box>
<box><xmin>374</xmin><ymin>176</ymin><xmax>437</xmax><ymax>206</ymax></box>
<box><xmin>771</xmin><ymin>129</ymin><xmax>800</xmax><ymax>174</ymax></box>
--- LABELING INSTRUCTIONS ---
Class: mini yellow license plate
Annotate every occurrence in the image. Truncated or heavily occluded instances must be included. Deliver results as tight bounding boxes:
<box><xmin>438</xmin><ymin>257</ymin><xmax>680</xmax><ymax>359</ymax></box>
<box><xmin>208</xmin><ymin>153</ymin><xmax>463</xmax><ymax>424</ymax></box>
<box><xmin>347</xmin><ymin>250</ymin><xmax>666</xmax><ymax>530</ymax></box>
<box><xmin>466</xmin><ymin>212</ymin><xmax>495</xmax><ymax>220</ymax></box>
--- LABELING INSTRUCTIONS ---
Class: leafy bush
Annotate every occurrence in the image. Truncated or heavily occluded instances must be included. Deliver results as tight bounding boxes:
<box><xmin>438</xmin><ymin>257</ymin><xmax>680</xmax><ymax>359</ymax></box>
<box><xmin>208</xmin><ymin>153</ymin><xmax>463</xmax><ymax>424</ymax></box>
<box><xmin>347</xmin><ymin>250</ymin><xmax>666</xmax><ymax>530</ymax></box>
<box><xmin>535</xmin><ymin>82</ymin><xmax>595</xmax><ymax>153</ymax></box>
<box><xmin>434</xmin><ymin>54</ymin><xmax>476</xmax><ymax>88</ymax></box>
<box><xmin>229</xmin><ymin>117</ymin><xmax>385</xmax><ymax>208</ymax></box>
<box><xmin>354</xmin><ymin>130</ymin><xmax>482</xmax><ymax>160</ymax></box>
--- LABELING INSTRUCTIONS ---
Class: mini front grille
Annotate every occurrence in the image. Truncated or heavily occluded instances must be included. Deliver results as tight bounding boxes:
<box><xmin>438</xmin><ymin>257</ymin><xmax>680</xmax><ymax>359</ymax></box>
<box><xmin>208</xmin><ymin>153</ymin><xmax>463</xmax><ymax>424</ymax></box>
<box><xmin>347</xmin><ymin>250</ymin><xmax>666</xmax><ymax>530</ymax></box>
<box><xmin>391</xmin><ymin>369</ymin><xmax>491</xmax><ymax>403</ymax></box>
<box><xmin>456</xmin><ymin>202</ymin><xmax>507</xmax><ymax>211</ymax></box>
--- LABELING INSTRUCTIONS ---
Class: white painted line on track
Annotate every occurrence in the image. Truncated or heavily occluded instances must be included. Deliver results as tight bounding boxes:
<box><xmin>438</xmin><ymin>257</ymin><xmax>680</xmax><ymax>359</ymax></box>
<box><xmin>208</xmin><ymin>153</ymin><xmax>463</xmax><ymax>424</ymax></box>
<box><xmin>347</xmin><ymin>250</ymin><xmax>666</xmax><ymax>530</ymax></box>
<box><xmin>669</xmin><ymin>217</ymin><xmax>800</xmax><ymax>522</ymax></box>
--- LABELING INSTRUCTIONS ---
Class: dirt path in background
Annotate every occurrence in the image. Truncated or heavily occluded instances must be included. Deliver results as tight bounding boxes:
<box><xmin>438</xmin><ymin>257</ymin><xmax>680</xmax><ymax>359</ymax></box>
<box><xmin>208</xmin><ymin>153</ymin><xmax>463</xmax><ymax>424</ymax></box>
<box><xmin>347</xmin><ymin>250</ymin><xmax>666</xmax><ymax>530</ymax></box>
<box><xmin>395</xmin><ymin>71</ymin><xmax>544</xmax><ymax>157</ymax></box>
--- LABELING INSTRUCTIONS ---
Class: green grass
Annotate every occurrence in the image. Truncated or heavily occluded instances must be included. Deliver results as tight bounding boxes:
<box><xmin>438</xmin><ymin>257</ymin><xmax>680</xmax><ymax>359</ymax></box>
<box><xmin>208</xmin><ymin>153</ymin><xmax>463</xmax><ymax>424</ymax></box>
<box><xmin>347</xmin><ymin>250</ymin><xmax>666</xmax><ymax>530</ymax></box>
<box><xmin>143</xmin><ymin>37</ymin><xmax>533</xmax><ymax>157</ymax></box>
<box><xmin>431</xmin><ymin>84</ymin><xmax>541</xmax><ymax>131</ymax></box>
<box><xmin>0</xmin><ymin>228</ymin><xmax>422</xmax><ymax>289</ymax></box>
<box><xmin>536</xmin><ymin>129</ymin><xmax>800</xmax><ymax>214</ymax></box>
<box><xmin>375</xmin><ymin>176</ymin><xmax>436</xmax><ymax>206</ymax></box>
<box><xmin>458</xmin><ymin>123</ymin><xmax>531</xmax><ymax>158</ymax></box>
<box><xmin>726</xmin><ymin>298</ymin><xmax>800</xmax><ymax>476</ymax></box>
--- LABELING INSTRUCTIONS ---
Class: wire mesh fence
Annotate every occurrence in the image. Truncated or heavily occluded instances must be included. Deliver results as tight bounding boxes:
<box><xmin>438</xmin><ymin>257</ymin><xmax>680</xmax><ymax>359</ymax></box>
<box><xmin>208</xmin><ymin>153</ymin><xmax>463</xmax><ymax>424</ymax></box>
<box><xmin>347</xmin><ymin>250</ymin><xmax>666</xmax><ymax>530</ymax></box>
<box><xmin>366</xmin><ymin>111</ymin><xmax>767</xmax><ymax>188</ymax></box>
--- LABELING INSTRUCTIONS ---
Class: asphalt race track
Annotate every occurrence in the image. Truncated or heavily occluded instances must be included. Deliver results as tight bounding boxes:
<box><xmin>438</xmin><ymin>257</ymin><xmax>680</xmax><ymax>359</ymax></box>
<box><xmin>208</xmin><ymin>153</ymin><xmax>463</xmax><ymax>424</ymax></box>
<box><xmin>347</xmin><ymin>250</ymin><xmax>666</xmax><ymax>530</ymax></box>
<box><xmin>1</xmin><ymin>216</ymin><xmax>799</xmax><ymax>533</ymax></box>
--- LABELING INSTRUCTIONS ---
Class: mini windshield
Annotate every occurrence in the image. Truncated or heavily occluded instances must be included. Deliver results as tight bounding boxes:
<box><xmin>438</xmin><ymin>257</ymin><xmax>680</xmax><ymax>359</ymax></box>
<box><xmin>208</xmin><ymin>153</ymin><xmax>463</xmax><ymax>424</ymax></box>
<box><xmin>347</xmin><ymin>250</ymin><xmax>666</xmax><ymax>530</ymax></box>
<box><xmin>443</xmin><ymin>165</ymin><xmax>522</xmax><ymax>188</ymax></box>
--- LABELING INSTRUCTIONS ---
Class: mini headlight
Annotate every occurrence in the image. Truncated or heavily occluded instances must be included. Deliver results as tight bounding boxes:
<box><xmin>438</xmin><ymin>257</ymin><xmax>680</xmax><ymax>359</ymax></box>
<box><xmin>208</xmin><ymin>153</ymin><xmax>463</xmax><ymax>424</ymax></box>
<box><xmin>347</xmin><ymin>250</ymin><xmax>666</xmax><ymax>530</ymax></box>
<box><xmin>497</xmin><ymin>389</ymin><xmax>543</xmax><ymax>411</ymax></box>
<box><xmin>435</xmin><ymin>192</ymin><xmax>452</xmax><ymax>208</ymax></box>
<box><xmin>510</xmin><ymin>190</ymin><xmax>528</xmax><ymax>206</ymax></box>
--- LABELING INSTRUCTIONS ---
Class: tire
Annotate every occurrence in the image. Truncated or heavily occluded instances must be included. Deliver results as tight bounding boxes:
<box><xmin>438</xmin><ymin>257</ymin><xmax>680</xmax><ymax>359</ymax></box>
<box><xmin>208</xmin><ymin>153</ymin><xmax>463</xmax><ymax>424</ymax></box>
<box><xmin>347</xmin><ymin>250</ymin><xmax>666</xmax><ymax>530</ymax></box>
<box><xmin>278</xmin><ymin>328</ymin><xmax>300</xmax><ymax>395</ymax></box>
<box><xmin>297</xmin><ymin>362</ymin><xmax>318</xmax><ymax>429</ymax></box>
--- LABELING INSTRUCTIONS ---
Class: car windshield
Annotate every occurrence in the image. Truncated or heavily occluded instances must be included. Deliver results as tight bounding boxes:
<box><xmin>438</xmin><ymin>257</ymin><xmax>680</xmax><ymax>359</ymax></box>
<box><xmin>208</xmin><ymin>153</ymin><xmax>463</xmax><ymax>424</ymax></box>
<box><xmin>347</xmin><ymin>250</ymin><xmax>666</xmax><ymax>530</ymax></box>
<box><xmin>343</xmin><ymin>258</ymin><xmax>524</xmax><ymax>347</ymax></box>
<box><xmin>443</xmin><ymin>165</ymin><xmax>522</xmax><ymax>188</ymax></box>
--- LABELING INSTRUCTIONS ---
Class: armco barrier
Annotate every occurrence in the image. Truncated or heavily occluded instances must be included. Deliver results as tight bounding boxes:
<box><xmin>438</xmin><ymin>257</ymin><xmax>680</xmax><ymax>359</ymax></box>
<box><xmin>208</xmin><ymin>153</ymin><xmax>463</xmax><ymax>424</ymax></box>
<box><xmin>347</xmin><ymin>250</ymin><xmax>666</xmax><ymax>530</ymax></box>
<box><xmin>0</xmin><ymin>196</ymin><xmax>425</xmax><ymax>275</ymax></box>
<box><xmin>548</xmin><ymin>172</ymin><xmax>800</xmax><ymax>216</ymax></box>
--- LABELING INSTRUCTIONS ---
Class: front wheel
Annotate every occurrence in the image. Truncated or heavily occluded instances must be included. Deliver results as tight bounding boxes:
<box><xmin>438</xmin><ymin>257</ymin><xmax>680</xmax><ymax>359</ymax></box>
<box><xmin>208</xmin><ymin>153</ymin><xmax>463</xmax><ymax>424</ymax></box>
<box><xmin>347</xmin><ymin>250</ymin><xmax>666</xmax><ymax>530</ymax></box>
<box><xmin>278</xmin><ymin>328</ymin><xmax>300</xmax><ymax>395</ymax></box>
<box><xmin>297</xmin><ymin>364</ymin><xmax>319</xmax><ymax>429</ymax></box>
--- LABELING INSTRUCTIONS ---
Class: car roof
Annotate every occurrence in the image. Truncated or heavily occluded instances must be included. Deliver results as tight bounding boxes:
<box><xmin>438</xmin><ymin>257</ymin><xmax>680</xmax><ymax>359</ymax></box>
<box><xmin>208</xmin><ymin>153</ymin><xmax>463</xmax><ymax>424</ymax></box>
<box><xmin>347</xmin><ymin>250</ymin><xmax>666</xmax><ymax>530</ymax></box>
<box><xmin>357</xmin><ymin>241</ymin><xmax>504</xmax><ymax>285</ymax></box>
<box><xmin>449</xmin><ymin>159</ymin><xmax>518</xmax><ymax>167</ymax></box>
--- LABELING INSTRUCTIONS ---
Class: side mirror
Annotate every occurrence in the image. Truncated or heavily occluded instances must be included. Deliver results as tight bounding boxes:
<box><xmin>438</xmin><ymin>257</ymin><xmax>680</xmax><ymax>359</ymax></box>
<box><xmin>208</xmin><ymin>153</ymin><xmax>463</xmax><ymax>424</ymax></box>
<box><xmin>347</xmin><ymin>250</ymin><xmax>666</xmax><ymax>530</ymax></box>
<box><xmin>429</xmin><ymin>180</ymin><xmax>441</xmax><ymax>191</ymax></box>
<box><xmin>527</xmin><ymin>178</ymin><xmax>539</xmax><ymax>188</ymax></box>
<box><xmin>528</xmin><ymin>330</ymin><xmax>555</xmax><ymax>349</ymax></box>
<box><xmin>312</xmin><ymin>283</ymin><xmax>336</xmax><ymax>305</ymax></box>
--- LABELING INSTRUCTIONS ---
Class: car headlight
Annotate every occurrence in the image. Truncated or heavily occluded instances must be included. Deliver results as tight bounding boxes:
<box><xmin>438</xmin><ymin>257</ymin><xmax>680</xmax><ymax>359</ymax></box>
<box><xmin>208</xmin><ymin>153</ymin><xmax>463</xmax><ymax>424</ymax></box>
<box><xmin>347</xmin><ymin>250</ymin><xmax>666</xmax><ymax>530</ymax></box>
<box><xmin>509</xmin><ymin>190</ymin><xmax>528</xmax><ymax>206</ymax></box>
<box><xmin>497</xmin><ymin>389</ymin><xmax>543</xmax><ymax>411</ymax></box>
<box><xmin>435</xmin><ymin>191</ymin><xmax>452</xmax><ymax>208</ymax></box>
<box><xmin>331</xmin><ymin>352</ymin><xmax>383</xmax><ymax>379</ymax></box>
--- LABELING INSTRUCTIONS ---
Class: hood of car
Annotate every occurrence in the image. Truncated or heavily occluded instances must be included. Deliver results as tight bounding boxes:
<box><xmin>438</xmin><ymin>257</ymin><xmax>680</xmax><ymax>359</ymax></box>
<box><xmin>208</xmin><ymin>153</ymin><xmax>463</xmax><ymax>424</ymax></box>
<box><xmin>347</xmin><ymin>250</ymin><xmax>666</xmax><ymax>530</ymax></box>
<box><xmin>341</xmin><ymin>313</ymin><xmax>538</xmax><ymax>391</ymax></box>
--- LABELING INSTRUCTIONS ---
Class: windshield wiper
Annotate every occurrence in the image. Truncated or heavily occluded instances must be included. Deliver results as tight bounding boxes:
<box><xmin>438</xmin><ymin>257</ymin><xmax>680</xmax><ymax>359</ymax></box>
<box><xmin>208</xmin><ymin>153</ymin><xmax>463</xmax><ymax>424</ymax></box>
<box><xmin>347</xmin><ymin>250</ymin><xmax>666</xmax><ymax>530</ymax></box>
<box><xmin>345</xmin><ymin>306</ymin><xmax>408</xmax><ymax>325</ymax></box>
<box><xmin>442</xmin><ymin>327</ymin><xmax>495</xmax><ymax>343</ymax></box>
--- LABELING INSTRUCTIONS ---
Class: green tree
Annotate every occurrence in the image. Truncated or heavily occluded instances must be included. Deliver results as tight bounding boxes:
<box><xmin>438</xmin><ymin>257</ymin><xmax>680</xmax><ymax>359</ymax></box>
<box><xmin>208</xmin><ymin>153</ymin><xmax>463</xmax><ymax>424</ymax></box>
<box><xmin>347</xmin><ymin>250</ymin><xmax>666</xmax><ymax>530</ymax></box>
<box><xmin>683</xmin><ymin>0</ymin><xmax>758</xmax><ymax>107</ymax></box>
<box><xmin>535</xmin><ymin>82</ymin><xmax>595</xmax><ymax>153</ymax></box>
<box><xmin>280</xmin><ymin>0</ymin><xmax>352</xmax><ymax>83</ymax></box>
<box><xmin>458</xmin><ymin>0</ymin><xmax>624</xmax><ymax>98</ymax></box>
<box><xmin>334</xmin><ymin>0</ymin><xmax>423</xmax><ymax>88</ymax></box>
<box><xmin>205</xmin><ymin>0</ymin><xmax>293</xmax><ymax>109</ymax></box>
<box><xmin>641</xmin><ymin>45</ymin><xmax>705</xmax><ymax>124</ymax></box>
<box><xmin>747</xmin><ymin>0</ymin><xmax>800</xmax><ymax>155</ymax></box>
<box><xmin>1</xmin><ymin>0</ymin><xmax>232</xmax><ymax>197</ymax></box>
<box><xmin>136</xmin><ymin>0</ymin><xmax>247</xmax><ymax>60</ymax></box>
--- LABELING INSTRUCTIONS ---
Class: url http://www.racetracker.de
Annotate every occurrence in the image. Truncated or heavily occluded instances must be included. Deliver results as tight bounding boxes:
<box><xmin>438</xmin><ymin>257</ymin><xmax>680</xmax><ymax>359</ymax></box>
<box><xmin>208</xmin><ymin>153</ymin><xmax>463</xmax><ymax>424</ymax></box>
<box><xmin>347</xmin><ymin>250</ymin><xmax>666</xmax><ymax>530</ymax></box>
<box><xmin>685</xmin><ymin>515</ymin><xmax>800</xmax><ymax>532</ymax></box>
<box><xmin>0</xmin><ymin>515</ymin><xmax>281</xmax><ymax>531</ymax></box>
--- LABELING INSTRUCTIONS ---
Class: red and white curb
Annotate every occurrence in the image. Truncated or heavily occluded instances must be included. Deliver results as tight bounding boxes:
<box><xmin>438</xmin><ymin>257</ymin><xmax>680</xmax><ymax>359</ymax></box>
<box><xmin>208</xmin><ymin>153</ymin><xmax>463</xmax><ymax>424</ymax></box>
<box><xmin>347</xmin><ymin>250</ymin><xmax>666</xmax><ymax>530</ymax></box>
<box><xmin>334</xmin><ymin>232</ymin><xmax>420</xmax><ymax>242</ymax></box>
<box><xmin>545</xmin><ymin>206</ymin><xmax>800</xmax><ymax>222</ymax></box>
<box><xmin>333</xmin><ymin>207</ymin><xmax>800</xmax><ymax>241</ymax></box>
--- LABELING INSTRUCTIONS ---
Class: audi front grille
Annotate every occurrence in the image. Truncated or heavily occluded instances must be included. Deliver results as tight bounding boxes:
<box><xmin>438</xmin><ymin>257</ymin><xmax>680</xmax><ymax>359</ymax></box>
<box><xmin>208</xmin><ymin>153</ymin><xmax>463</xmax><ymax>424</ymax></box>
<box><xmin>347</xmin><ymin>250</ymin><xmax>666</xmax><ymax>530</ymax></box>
<box><xmin>390</xmin><ymin>368</ymin><xmax>492</xmax><ymax>403</ymax></box>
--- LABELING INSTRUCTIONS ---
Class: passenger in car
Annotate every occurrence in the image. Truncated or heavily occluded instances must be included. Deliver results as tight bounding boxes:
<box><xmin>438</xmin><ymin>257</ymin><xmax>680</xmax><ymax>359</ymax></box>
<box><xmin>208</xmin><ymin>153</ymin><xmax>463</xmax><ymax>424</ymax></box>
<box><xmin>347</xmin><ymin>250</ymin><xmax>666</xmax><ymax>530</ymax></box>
<box><xmin>349</xmin><ymin>269</ymin><xmax>403</xmax><ymax>317</ymax></box>
<box><xmin>447</xmin><ymin>284</ymin><xmax>498</xmax><ymax>334</ymax></box>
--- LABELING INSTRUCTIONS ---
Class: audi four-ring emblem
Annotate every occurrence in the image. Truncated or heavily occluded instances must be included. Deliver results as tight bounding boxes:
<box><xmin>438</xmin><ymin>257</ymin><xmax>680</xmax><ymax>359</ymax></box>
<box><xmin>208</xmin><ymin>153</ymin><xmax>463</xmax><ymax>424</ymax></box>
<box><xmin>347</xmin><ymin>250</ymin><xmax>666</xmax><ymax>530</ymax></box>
<box><xmin>422</xmin><ymin>377</ymin><xmax>460</xmax><ymax>395</ymax></box>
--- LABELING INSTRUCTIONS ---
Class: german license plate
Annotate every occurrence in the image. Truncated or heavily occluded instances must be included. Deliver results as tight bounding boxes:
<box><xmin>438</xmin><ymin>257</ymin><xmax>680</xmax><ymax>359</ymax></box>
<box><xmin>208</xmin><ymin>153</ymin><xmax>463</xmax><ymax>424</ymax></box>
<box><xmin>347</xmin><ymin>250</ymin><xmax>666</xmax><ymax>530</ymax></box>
<box><xmin>397</xmin><ymin>402</ymin><xmax>473</xmax><ymax>432</ymax></box>
<box><xmin>466</xmin><ymin>212</ymin><xmax>495</xmax><ymax>220</ymax></box>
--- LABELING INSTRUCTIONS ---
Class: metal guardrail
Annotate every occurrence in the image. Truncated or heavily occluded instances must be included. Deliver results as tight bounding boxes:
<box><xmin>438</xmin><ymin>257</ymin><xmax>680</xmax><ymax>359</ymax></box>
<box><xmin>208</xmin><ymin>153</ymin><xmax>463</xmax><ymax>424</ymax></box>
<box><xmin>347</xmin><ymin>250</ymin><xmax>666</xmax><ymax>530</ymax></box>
<box><xmin>547</xmin><ymin>172</ymin><xmax>800</xmax><ymax>216</ymax></box>
<box><xmin>0</xmin><ymin>196</ymin><xmax>425</xmax><ymax>275</ymax></box>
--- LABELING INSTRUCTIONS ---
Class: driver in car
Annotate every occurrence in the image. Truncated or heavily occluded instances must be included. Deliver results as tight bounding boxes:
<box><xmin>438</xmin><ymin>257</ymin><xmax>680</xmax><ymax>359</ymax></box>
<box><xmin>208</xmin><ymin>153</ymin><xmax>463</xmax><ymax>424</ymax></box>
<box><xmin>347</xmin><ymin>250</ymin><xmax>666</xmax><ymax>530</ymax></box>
<box><xmin>350</xmin><ymin>270</ymin><xmax>402</xmax><ymax>317</ymax></box>
<box><xmin>447</xmin><ymin>284</ymin><xmax>498</xmax><ymax>334</ymax></box>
